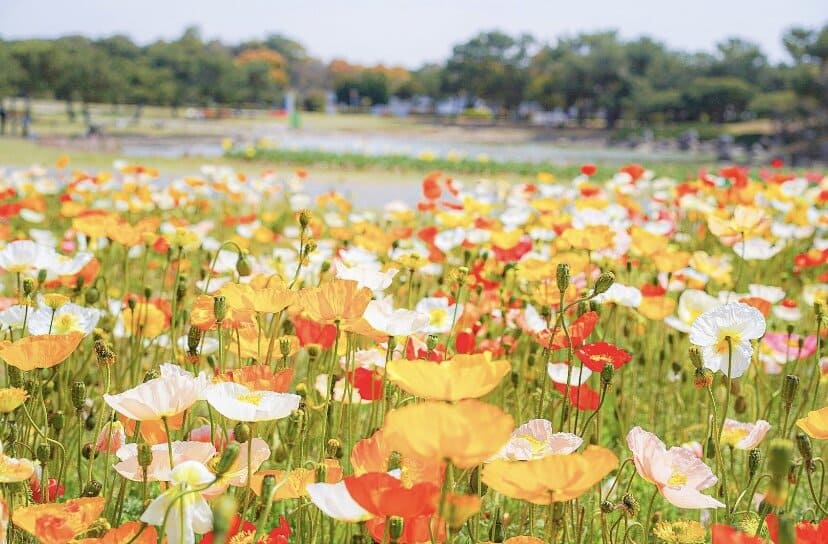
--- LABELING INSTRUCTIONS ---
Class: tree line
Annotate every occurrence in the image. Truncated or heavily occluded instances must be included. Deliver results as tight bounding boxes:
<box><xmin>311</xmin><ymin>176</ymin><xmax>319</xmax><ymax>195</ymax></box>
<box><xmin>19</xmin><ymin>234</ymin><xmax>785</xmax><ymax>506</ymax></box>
<box><xmin>0</xmin><ymin>25</ymin><xmax>826</xmax><ymax>128</ymax></box>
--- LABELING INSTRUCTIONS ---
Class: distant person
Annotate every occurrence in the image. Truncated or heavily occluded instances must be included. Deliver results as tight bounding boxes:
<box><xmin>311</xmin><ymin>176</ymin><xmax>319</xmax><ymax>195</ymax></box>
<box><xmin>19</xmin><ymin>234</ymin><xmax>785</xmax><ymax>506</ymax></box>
<box><xmin>21</xmin><ymin>108</ymin><xmax>31</xmax><ymax>138</ymax></box>
<box><xmin>0</xmin><ymin>106</ymin><xmax>6</xmax><ymax>135</ymax></box>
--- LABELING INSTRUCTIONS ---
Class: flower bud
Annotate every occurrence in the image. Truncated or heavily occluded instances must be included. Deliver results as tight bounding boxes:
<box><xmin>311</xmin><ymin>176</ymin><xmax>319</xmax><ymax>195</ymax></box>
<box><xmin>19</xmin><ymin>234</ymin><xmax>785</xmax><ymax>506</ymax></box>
<box><xmin>796</xmin><ymin>432</ymin><xmax>814</xmax><ymax>469</ymax></box>
<box><xmin>298</xmin><ymin>209</ymin><xmax>312</xmax><ymax>229</ymax></box>
<box><xmin>621</xmin><ymin>493</ymin><xmax>639</xmax><ymax>516</ymax></box>
<box><xmin>82</xmin><ymin>479</ymin><xmax>103</xmax><ymax>497</ymax></box>
<box><xmin>387</xmin><ymin>451</ymin><xmax>402</xmax><ymax>472</ymax></box>
<box><xmin>213</xmin><ymin>295</ymin><xmax>227</xmax><ymax>323</ymax></box>
<box><xmin>734</xmin><ymin>395</ymin><xmax>747</xmax><ymax>414</ymax></box>
<box><xmin>50</xmin><ymin>410</ymin><xmax>64</xmax><ymax>432</ymax></box>
<box><xmin>84</xmin><ymin>287</ymin><xmax>100</xmax><ymax>304</ymax></box>
<box><xmin>306</xmin><ymin>344</ymin><xmax>322</xmax><ymax>360</ymax></box>
<box><xmin>388</xmin><ymin>517</ymin><xmax>404</xmax><ymax>541</ymax></box>
<box><xmin>138</xmin><ymin>442</ymin><xmax>152</xmax><ymax>469</ymax></box>
<box><xmin>426</xmin><ymin>334</ymin><xmax>439</xmax><ymax>351</ymax></box>
<box><xmin>688</xmin><ymin>346</ymin><xmax>703</xmax><ymax>369</ymax></box>
<box><xmin>82</xmin><ymin>442</ymin><xmax>97</xmax><ymax>460</ymax></box>
<box><xmin>71</xmin><ymin>381</ymin><xmax>86</xmax><ymax>411</ymax></box>
<box><xmin>600</xmin><ymin>363</ymin><xmax>614</xmax><ymax>387</ymax></box>
<box><xmin>748</xmin><ymin>449</ymin><xmax>762</xmax><ymax>479</ymax></box>
<box><xmin>693</xmin><ymin>368</ymin><xmax>714</xmax><ymax>389</ymax></box>
<box><xmin>215</xmin><ymin>443</ymin><xmax>241</xmax><ymax>478</ymax></box>
<box><xmin>234</xmin><ymin>422</ymin><xmax>251</xmax><ymax>443</ymax></box>
<box><xmin>286</xmin><ymin>409</ymin><xmax>305</xmax><ymax>446</ymax></box>
<box><xmin>22</xmin><ymin>277</ymin><xmax>35</xmax><ymax>296</ymax></box>
<box><xmin>600</xmin><ymin>500</ymin><xmax>614</xmax><ymax>514</ymax></box>
<box><xmin>94</xmin><ymin>339</ymin><xmax>116</xmax><ymax>367</ymax></box>
<box><xmin>556</xmin><ymin>263</ymin><xmax>570</xmax><ymax>293</ymax></box>
<box><xmin>593</xmin><ymin>272</ymin><xmax>615</xmax><ymax>295</ymax></box>
<box><xmin>127</xmin><ymin>297</ymin><xmax>137</xmax><ymax>311</ymax></box>
<box><xmin>36</xmin><ymin>443</ymin><xmax>52</xmax><ymax>464</ymax></box>
<box><xmin>143</xmin><ymin>368</ymin><xmax>160</xmax><ymax>382</ymax></box>
<box><xmin>236</xmin><ymin>253</ymin><xmax>252</xmax><ymax>277</ymax></box>
<box><xmin>187</xmin><ymin>326</ymin><xmax>202</xmax><ymax>354</ymax></box>
<box><xmin>326</xmin><ymin>438</ymin><xmax>342</xmax><ymax>459</ymax></box>
<box><xmin>320</xmin><ymin>260</ymin><xmax>331</xmax><ymax>274</ymax></box>
<box><xmin>781</xmin><ymin>375</ymin><xmax>799</xmax><ymax>410</ymax></box>
<box><xmin>37</xmin><ymin>269</ymin><xmax>47</xmax><ymax>284</ymax></box>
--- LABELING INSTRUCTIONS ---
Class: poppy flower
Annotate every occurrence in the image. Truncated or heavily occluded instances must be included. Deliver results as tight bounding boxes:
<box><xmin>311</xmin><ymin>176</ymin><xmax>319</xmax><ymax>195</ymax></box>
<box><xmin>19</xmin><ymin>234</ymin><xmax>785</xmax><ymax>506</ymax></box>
<box><xmin>344</xmin><ymin>472</ymin><xmax>440</xmax><ymax>518</ymax></box>
<box><xmin>104</xmin><ymin>363</ymin><xmax>208</xmax><ymax>421</ymax></box>
<box><xmin>73</xmin><ymin>521</ymin><xmax>158</xmax><ymax>544</ymax></box>
<box><xmin>13</xmin><ymin>497</ymin><xmax>105</xmax><ymax>544</ymax></box>
<box><xmin>114</xmin><ymin>441</ymin><xmax>217</xmax><ymax>482</ymax></box>
<box><xmin>296</xmin><ymin>279</ymin><xmax>373</xmax><ymax>323</ymax></box>
<box><xmin>203</xmin><ymin>382</ymin><xmax>300</xmax><ymax>422</ymax></box>
<box><xmin>293</xmin><ymin>314</ymin><xmax>338</xmax><ymax>348</ymax></box>
<box><xmin>250</xmin><ymin>460</ymin><xmax>342</xmax><ymax>498</ymax></box>
<box><xmin>575</xmin><ymin>342</ymin><xmax>632</xmax><ymax>372</ymax></box>
<box><xmin>0</xmin><ymin>332</ymin><xmax>84</xmax><ymax>371</ymax></box>
<box><xmin>422</xmin><ymin>172</ymin><xmax>443</xmax><ymax>200</ymax></box>
<box><xmin>347</xmin><ymin>367</ymin><xmax>384</xmax><ymax>400</ymax></box>
<box><xmin>386</xmin><ymin>353</ymin><xmax>510</xmax><ymax>401</ymax></box>
<box><xmin>765</xmin><ymin>513</ymin><xmax>828</xmax><ymax>544</ymax></box>
<box><xmin>382</xmin><ymin>400</ymin><xmax>514</xmax><ymax>469</ymax></box>
<box><xmin>482</xmin><ymin>445</ymin><xmax>618</xmax><ymax>504</ymax></box>
<box><xmin>580</xmin><ymin>164</ymin><xmax>597</xmax><ymax>176</ymax></box>
<box><xmin>363</xmin><ymin>296</ymin><xmax>429</xmax><ymax>337</ymax></box>
<box><xmin>553</xmin><ymin>382</ymin><xmax>601</xmax><ymax>411</ymax></box>
<box><xmin>201</xmin><ymin>515</ymin><xmax>291</xmax><ymax>544</ymax></box>
<box><xmin>626</xmin><ymin>426</ymin><xmax>723</xmax><ymax>509</ymax></box>
<box><xmin>796</xmin><ymin>406</ymin><xmax>828</xmax><ymax>439</ymax></box>
<box><xmin>140</xmin><ymin>461</ymin><xmax>214</xmax><ymax>544</ymax></box>
<box><xmin>0</xmin><ymin>387</ymin><xmax>27</xmax><ymax>413</ymax></box>
<box><xmin>689</xmin><ymin>302</ymin><xmax>766</xmax><ymax>378</ymax></box>
<box><xmin>30</xmin><ymin>476</ymin><xmax>65</xmax><ymax>503</ymax></box>
<box><xmin>489</xmin><ymin>419</ymin><xmax>583</xmax><ymax>461</ymax></box>
<box><xmin>216</xmin><ymin>365</ymin><xmax>294</xmax><ymax>393</ymax></box>
<box><xmin>121</xmin><ymin>302</ymin><xmax>168</xmax><ymax>338</ymax></box>
<box><xmin>536</xmin><ymin>311</ymin><xmax>599</xmax><ymax>351</ymax></box>
<box><xmin>350</xmin><ymin>429</ymin><xmax>443</xmax><ymax>486</ymax></box>
<box><xmin>710</xmin><ymin>524</ymin><xmax>762</xmax><ymax>543</ymax></box>
<box><xmin>720</xmin><ymin>419</ymin><xmax>771</xmax><ymax>449</ymax></box>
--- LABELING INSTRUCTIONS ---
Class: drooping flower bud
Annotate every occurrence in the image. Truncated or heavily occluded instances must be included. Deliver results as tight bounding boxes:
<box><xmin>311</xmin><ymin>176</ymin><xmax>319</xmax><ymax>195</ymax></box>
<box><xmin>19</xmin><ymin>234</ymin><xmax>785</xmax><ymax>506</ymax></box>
<box><xmin>593</xmin><ymin>272</ymin><xmax>615</xmax><ymax>295</ymax></box>
<box><xmin>556</xmin><ymin>263</ymin><xmax>570</xmax><ymax>293</ymax></box>
<box><xmin>213</xmin><ymin>295</ymin><xmax>227</xmax><ymax>323</ymax></box>
<box><xmin>781</xmin><ymin>375</ymin><xmax>799</xmax><ymax>410</ymax></box>
<box><xmin>82</xmin><ymin>480</ymin><xmax>103</xmax><ymax>497</ymax></box>
<box><xmin>236</xmin><ymin>252</ymin><xmax>252</xmax><ymax>277</ymax></box>
<box><xmin>234</xmin><ymin>422</ymin><xmax>251</xmax><ymax>443</ymax></box>
<box><xmin>215</xmin><ymin>443</ymin><xmax>241</xmax><ymax>478</ymax></box>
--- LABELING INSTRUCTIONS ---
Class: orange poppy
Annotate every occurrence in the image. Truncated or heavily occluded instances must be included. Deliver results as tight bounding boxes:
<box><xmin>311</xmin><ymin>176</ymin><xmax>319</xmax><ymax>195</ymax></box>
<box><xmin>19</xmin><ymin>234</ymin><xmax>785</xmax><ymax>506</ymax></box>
<box><xmin>121</xmin><ymin>303</ymin><xmax>167</xmax><ymax>339</ymax></box>
<box><xmin>351</xmin><ymin>429</ymin><xmax>443</xmax><ymax>486</ymax></box>
<box><xmin>0</xmin><ymin>332</ymin><xmax>85</xmax><ymax>371</ymax></box>
<box><xmin>295</xmin><ymin>279</ymin><xmax>372</xmax><ymax>323</ymax></box>
<box><xmin>74</xmin><ymin>521</ymin><xmax>158</xmax><ymax>544</ymax></box>
<box><xmin>344</xmin><ymin>472</ymin><xmax>439</xmax><ymax>518</ymax></box>
<box><xmin>365</xmin><ymin>514</ymin><xmax>446</xmax><ymax>544</ymax></box>
<box><xmin>190</xmin><ymin>290</ymin><xmax>255</xmax><ymax>331</ymax></box>
<box><xmin>217</xmin><ymin>365</ymin><xmax>294</xmax><ymax>393</ymax></box>
<box><xmin>386</xmin><ymin>353</ymin><xmax>510</xmax><ymax>401</ymax></box>
<box><xmin>536</xmin><ymin>311</ymin><xmax>599</xmax><ymax>351</ymax></box>
<box><xmin>120</xmin><ymin>411</ymin><xmax>184</xmax><ymax>444</ymax></box>
<box><xmin>382</xmin><ymin>400</ymin><xmax>514</xmax><ymax>469</ymax></box>
<box><xmin>13</xmin><ymin>497</ymin><xmax>105</xmax><ymax>544</ymax></box>
<box><xmin>482</xmin><ymin>445</ymin><xmax>618</xmax><ymax>504</ymax></box>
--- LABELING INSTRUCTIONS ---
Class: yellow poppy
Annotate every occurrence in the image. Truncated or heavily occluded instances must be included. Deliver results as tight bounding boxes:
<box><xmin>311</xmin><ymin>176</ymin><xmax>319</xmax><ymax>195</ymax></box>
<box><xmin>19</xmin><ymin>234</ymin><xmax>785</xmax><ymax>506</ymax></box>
<box><xmin>386</xmin><ymin>353</ymin><xmax>510</xmax><ymax>401</ymax></box>
<box><xmin>13</xmin><ymin>497</ymin><xmax>105</xmax><ymax>544</ymax></box>
<box><xmin>0</xmin><ymin>332</ymin><xmax>85</xmax><ymax>371</ymax></box>
<box><xmin>296</xmin><ymin>279</ymin><xmax>372</xmax><ymax>323</ymax></box>
<box><xmin>382</xmin><ymin>400</ymin><xmax>514</xmax><ymax>469</ymax></box>
<box><xmin>797</xmin><ymin>406</ymin><xmax>828</xmax><ymax>440</ymax></box>
<box><xmin>482</xmin><ymin>445</ymin><xmax>618</xmax><ymax>504</ymax></box>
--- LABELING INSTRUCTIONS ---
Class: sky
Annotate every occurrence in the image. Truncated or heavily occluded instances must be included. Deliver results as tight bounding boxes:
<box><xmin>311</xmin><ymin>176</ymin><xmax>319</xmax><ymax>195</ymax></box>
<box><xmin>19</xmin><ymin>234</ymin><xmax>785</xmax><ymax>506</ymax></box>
<box><xmin>1</xmin><ymin>0</ymin><xmax>825</xmax><ymax>67</ymax></box>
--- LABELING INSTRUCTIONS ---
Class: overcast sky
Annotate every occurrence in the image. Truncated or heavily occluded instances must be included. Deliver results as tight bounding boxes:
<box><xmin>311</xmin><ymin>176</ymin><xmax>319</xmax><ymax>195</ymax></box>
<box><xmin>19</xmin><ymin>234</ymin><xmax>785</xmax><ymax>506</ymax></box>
<box><xmin>1</xmin><ymin>0</ymin><xmax>825</xmax><ymax>67</ymax></box>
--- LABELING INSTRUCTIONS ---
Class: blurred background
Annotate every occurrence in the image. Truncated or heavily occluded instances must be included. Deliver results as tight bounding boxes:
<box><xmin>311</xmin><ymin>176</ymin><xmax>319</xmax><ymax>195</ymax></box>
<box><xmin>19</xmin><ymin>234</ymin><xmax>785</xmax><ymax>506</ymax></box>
<box><xmin>0</xmin><ymin>0</ymin><xmax>826</xmax><ymax>174</ymax></box>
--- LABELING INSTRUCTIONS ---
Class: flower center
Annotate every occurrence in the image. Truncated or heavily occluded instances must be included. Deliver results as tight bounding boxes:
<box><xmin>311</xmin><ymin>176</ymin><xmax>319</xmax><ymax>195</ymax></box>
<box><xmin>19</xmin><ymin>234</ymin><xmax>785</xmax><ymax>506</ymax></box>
<box><xmin>53</xmin><ymin>313</ymin><xmax>80</xmax><ymax>334</ymax></box>
<box><xmin>428</xmin><ymin>308</ymin><xmax>447</xmax><ymax>325</ymax></box>
<box><xmin>237</xmin><ymin>393</ymin><xmax>263</xmax><ymax>406</ymax></box>
<box><xmin>714</xmin><ymin>330</ymin><xmax>742</xmax><ymax>356</ymax></box>
<box><xmin>667</xmin><ymin>470</ymin><xmax>687</xmax><ymax>487</ymax></box>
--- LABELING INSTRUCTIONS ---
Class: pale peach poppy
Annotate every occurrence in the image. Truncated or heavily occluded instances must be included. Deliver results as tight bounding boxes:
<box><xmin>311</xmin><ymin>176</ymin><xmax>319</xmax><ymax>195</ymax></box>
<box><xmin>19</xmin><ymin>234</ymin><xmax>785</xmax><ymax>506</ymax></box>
<box><xmin>104</xmin><ymin>364</ymin><xmax>208</xmax><ymax>421</ymax></box>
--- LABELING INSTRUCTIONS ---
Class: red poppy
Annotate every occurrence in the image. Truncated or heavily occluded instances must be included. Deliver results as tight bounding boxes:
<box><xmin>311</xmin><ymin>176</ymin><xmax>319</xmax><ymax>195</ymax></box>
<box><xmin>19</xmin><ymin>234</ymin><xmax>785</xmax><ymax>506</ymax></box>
<box><xmin>580</xmin><ymin>164</ymin><xmax>597</xmax><ymax>176</ymax></box>
<box><xmin>640</xmin><ymin>284</ymin><xmax>666</xmax><ymax>297</ymax></box>
<box><xmin>553</xmin><ymin>382</ymin><xmax>600</xmax><ymax>411</ymax></box>
<box><xmin>201</xmin><ymin>514</ymin><xmax>290</xmax><ymax>544</ymax></box>
<box><xmin>418</xmin><ymin>226</ymin><xmax>439</xmax><ymax>245</ymax></box>
<box><xmin>30</xmin><ymin>477</ymin><xmax>65</xmax><ymax>503</ymax></box>
<box><xmin>422</xmin><ymin>172</ymin><xmax>443</xmax><ymax>200</ymax></box>
<box><xmin>347</xmin><ymin>367</ymin><xmax>384</xmax><ymax>400</ymax></box>
<box><xmin>344</xmin><ymin>472</ymin><xmax>439</xmax><ymax>518</ymax></box>
<box><xmin>492</xmin><ymin>236</ymin><xmax>532</xmax><ymax>263</ymax></box>
<box><xmin>536</xmin><ymin>311</ymin><xmax>599</xmax><ymax>350</ymax></box>
<box><xmin>711</xmin><ymin>525</ymin><xmax>762</xmax><ymax>543</ymax></box>
<box><xmin>770</xmin><ymin>158</ymin><xmax>784</xmax><ymax>169</ymax></box>
<box><xmin>405</xmin><ymin>337</ymin><xmax>444</xmax><ymax>362</ymax></box>
<box><xmin>621</xmin><ymin>164</ymin><xmax>645</xmax><ymax>181</ymax></box>
<box><xmin>766</xmin><ymin>514</ymin><xmax>828</xmax><ymax>544</ymax></box>
<box><xmin>454</xmin><ymin>329</ymin><xmax>476</xmax><ymax>354</ymax></box>
<box><xmin>293</xmin><ymin>314</ymin><xmax>338</xmax><ymax>349</ymax></box>
<box><xmin>575</xmin><ymin>342</ymin><xmax>632</xmax><ymax>372</ymax></box>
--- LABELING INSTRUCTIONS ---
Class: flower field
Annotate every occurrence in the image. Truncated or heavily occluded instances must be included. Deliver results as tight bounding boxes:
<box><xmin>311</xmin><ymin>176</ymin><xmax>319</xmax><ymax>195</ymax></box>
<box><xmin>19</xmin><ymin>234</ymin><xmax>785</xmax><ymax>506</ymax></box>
<box><xmin>0</xmin><ymin>159</ymin><xmax>826</xmax><ymax>544</ymax></box>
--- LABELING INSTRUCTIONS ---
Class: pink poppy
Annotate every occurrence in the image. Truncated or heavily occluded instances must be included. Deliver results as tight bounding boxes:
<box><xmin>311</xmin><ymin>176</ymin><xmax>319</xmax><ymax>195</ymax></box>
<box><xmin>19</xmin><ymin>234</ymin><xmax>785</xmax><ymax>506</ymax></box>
<box><xmin>626</xmin><ymin>426</ymin><xmax>724</xmax><ymax>509</ymax></box>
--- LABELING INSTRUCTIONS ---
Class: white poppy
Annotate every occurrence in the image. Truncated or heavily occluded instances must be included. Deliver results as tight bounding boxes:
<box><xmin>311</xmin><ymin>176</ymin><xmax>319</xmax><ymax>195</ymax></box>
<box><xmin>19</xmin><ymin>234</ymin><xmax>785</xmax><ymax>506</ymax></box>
<box><xmin>689</xmin><ymin>302</ymin><xmax>766</xmax><ymax>378</ymax></box>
